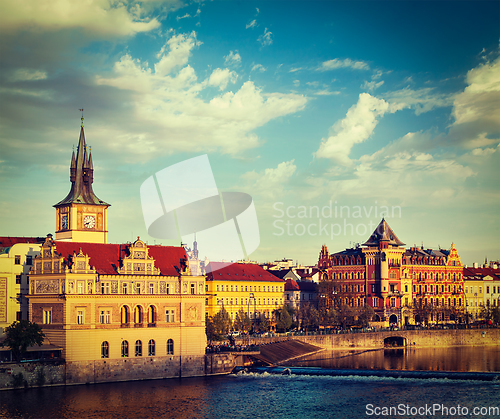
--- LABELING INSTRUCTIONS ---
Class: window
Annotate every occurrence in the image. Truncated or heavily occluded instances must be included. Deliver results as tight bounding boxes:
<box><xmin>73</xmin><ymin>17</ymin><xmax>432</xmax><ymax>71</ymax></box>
<box><xmin>16</xmin><ymin>275</ymin><xmax>21</xmax><ymax>285</ymax></box>
<box><xmin>101</xmin><ymin>282</ymin><xmax>110</xmax><ymax>294</ymax></box>
<box><xmin>16</xmin><ymin>311</ymin><xmax>22</xmax><ymax>321</ymax></box>
<box><xmin>26</xmin><ymin>255</ymin><xmax>32</xmax><ymax>265</ymax></box>
<box><xmin>390</xmin><ymin>298</ymin><xmax>396</xmax><ymax>307</ymax></box>
<box><xmin>405</xmin><ymin>285</ymin><xmax>408</xmax><ymax>293</ymax></box>
<box><xmin>77</xmin><ymin>310</ymin><xmax>84</xmax><ymax>325</ymax></box>
<box><xmin>148</xmin><ymin>339</ymin><xmax>155</xmax><ymax>356</ymax></box>
<box><xmin>43</xmin><ymin>309</ymin><xmax>52</xmax><ymax>324</ymax></box>
<box><xmin>166</xmin><ymin>309</ymin><xmax>175</xmax><ymax>323</ymax></box>
<box><xmin>216</xmin><ymin>285</ymin><xmax>219</xmax><ymax>292</ymax></box>
<box><xmin>134</xmin><ymin>306</ymin><xmax>143</xmax><ymax>324</ymax></box>
<box><xmin>136</xmin><ymin>283</ymin><xmax>141</xmax><ymax>294</ymax></box>
<box><xmin>149</xmin><ymin>283</ymin><xmax>155</xmax><ymax>294</ymax></box>
<box><xmin>135</xmin><ymin>340</ymin><xmax>142</xmax><ymax>356</ymax></box>
<box><xmin>487</xmin><ymin>286</ymin><xmax>490</xmax><ymax>294</ymax></box>
<box><xmin>122</xmin><ymin>283</ymin><xmax>128</xmax><ymax>294</ymax></box>
<box><xmin>14</xmin><ymin>255</ymin><xmax>21</xmax><ymax>265</ymax></box>
<box><xmin>100</xmin><ymin>310</ymin><xmax>111</xmax><ymax>324</ymax></box>
<box><xmin>77</xmin><ymin>281</ymin><xmax>84</xmax><ymax>294</ymax></box>
<box><xmin>167</xmin><ymin>339</ymin><xmax>174</xmax><ymax>355</ymax></box>
<box><xmin>166</xmin><ymin>284</ymin><xmax>170</xmax><ymax>294</ymax></box>
<box><xmin>121</xmin><ymin>306</ymin><xmax>130</xmax><ymax>324</ymax></box>
<box><xmin>190</xmin><ymin>284</ymin><xmax>195</xmax><ymax>295</ymax></box>
<box><xmin>121</xmin><ymin>340</ymin><xmax>129</xmax><ymax>357</ymax></box>
<box><xmin>101</xmin><ymin>341</ymin><xmax>109</xmax><ymax>358</ymax></box>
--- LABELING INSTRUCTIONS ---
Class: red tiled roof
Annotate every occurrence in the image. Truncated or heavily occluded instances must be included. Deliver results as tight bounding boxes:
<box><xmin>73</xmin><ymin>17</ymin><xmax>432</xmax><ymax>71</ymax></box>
<box><xmin>206</xmin><ymin>262</ymin><xmax>285</xmax><ymax>282</ymax></box>
<box><xmin>284</xmin><ymin>278</ymin><xmax>300</xmax><ymax>291</ymax></box>
<box><xmin>53</xmin><ymin>241</ymin><xmax>187</xmax><ymax>276</ymax></box>
<box><xmin>0</xmin><ymin>236</ymin><xmax>45</xmax><ymax>249</ymax></box>
<box><xmin>463</xmin><ymin>267</ymin><xmax>500</xmax><ymax>279</ymax></box>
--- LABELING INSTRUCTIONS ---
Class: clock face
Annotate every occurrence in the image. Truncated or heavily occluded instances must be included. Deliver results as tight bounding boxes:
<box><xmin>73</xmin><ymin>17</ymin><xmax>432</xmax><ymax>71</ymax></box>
<box><xmin>62</xmin><ymin>215</ymin><xmax>69</xmax><ymax>229</ymax></box>
<box><xmin>83</xmin><ymin>215</ymin><xmax>96</xmax><ymax>229</ymax></box>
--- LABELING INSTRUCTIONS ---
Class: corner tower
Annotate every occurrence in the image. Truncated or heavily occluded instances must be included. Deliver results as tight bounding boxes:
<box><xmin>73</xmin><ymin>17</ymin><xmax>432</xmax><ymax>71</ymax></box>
<box><xmin>54</xmin><ymin>121</ymin><xmax>110</xmax><ymax>243</ymax></box>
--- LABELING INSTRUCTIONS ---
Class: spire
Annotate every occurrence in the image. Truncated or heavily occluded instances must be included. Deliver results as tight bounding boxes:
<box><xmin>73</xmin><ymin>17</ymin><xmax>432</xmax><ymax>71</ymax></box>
<box><xmin>363</xmin><ymin>218</ymin><xmax>405</xmax><ymax>247</ymax></box>
<box><xmin>54</xmin><ymin>118</ymin><xmax>109</xmax><ymax>208</ymax></box>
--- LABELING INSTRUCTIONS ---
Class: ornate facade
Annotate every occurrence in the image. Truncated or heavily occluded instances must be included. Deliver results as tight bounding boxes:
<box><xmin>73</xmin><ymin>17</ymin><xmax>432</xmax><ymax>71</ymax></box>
<box><xmin>27</xmin><ymin>124</ymin><xmax>206</xmax><ymax>382</ymax></box>
<box><xmin>318</xmin><ymin>219</ymin><xmax>465</xmax><ymax>326</ymax></box>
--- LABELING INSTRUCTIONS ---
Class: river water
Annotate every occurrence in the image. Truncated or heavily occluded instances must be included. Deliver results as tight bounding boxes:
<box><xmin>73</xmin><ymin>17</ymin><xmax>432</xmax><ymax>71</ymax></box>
<box><xmin>0</xmin><ymin>347</ymin><xmax>499</xmax><ymax>418</ymax></box>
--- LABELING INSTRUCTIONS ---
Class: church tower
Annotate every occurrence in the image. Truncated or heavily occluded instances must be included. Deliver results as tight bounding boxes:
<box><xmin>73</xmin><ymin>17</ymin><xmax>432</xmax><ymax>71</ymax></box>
<box><xmin>54</xmin><ymin>119</ymin><xmax>110</xmax><ymax>243</ymax></box>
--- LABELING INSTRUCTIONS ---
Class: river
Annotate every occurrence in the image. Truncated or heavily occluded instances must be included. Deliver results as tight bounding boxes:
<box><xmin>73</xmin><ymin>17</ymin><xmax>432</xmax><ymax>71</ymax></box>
<box><xmin>0</xmin><ymin>347</ymin><xmax>499</xmax><ymax>418</ymax></box>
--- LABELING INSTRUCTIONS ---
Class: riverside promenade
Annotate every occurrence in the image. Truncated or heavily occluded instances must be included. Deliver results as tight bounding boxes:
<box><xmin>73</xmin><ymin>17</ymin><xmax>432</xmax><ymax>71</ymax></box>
<box><xmin>236</xmin><ymin>326</ymin><xmax>500</xmax><ymax>350</ymax></box>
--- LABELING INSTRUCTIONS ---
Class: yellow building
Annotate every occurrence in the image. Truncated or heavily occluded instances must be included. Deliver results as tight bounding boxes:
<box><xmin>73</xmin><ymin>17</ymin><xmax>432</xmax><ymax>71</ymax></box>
<box><xmin>0</xmin><ymin>239</ymin><xmax>43</xmax><ymax>330</ymax></box>
<box><xmin>463</xmin><ymin>266</ymin><xmax>500</xmax><ymax>321</ymax></box>
<box><xmin>26</xmin><ymin>123</ymin><xmax>207</xmax><ymax>382</ymax></box>
<box><xmin>205</xmin><ymin>262</ymin><xmax>285</xmax><ymax>326</ymax></box>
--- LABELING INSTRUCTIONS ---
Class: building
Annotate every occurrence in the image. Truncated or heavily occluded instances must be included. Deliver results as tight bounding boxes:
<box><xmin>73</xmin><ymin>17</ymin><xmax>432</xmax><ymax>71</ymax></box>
<box><xmin>205</xmin><ymin>262</ymin><xmax>285</xmax><ymax>327</ymax></box>
<box><xmin>283</xmin><ymin>278</ymin><xmax>318</xmax><ymax>312</ymax></box>
<box><xmin>463</xmin><ymin>267</ymin><xmax>500</xmax><ymax>320</ymax></box>
<box><xmin>26</xmin><ymin>123</ymin><xmax>206</xmax><ymax>382</ymax></box>
<box><xmin>318</xmin><ymin>218</ymin><xmax>465</xmax><ymax>326</ymax></box>
<box><xmin>0</xmin><ymin>238</ymin><xmax>43</xmax><ymax>330</ymax></box>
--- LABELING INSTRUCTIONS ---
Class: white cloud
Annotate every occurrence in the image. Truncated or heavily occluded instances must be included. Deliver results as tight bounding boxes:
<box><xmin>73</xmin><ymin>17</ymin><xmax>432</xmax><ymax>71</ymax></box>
<box><xmin>176</xmin><ymin>13</ymin><xmax>191</xmax><ymax>21</ymax></box>
<box><xmin>293</xmin><ymin>80</ymin><xmax>300</xmax><ymax>87</ymax></box>
<box><xmin>251</xmin><ymin>64</ymin><xmax>266</xmax><ymax>72</ymax></box>
<box><xmin>289</xmin><ymin>67</ymin><xmax>303</xmax><ymax>73</ymax></box>
<box><xmin>314</xmin><ymin>89</ymin><xmax>341</xmax><ymax>96</ymax></box>
<box><xmin>384</xmin><ymin>87</ymin><xmax>453</xmax><ymax>115</ymax></box>
<box><xmin>242</xmin><ymin>160</ymin><xmax>297</xmax><ymax>198</ymax></box>
<box><xmin>0</xmin><ymin>0</ymin><xmax>160</xmax><ymax>36</ymax></box>
<box><xmin>246</xmin><ymin>19</ymin><xmax>257</xmax><ymax>29</ymax></box>
<box><xmin>224</xmin><ymin>51</ymin><xmax>241</xmax><ymax>67</ymax></box>
<box><xmin>9</xmin><ymin>69</ymin><xmax>47</xmax><ymax>82</ymax></box>
<box><xmin>362</xmin><ymin>80</ymin><xmax>384</xmax><ymax>92</ymax></box>
<box><xmin>155</xmin><ymin>32</ymin><xmax>201</xmax><ymax>77</ymax></box>
<box><xmin>449</xmin><ymin>55</ymin><xmax>500</xmax><ymax>147</ymax></box>
<box><xmin>207</xmin><ymin>68</ymin><xmax>238</xmax><ymax>91</ymax></box>
<box><xmin>316</xmin><ymin>93</ymin><xmax>402</xmax><ymax>165</ymax></box>
<box><xmin>318</xmin><ymin>58</ymin><xmax>369</xmax><ymax>71</ymax></box>
<box><xmin>258</xmin><ymin>28</ymin><xmax>273</xmax><ymax>47</ymax></box>
<box><xmin>95</xmin><ymin>34</ymin><xmax>308</xmax><ymax>158</ymax></box>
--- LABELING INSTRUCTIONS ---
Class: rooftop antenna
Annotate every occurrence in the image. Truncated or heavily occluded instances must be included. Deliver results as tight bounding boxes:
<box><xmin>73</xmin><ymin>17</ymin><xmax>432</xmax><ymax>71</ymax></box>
<box><xmin>79</xmin><ymin>108</ymin><xmax>84</xmax><ymax>127</ymax></box>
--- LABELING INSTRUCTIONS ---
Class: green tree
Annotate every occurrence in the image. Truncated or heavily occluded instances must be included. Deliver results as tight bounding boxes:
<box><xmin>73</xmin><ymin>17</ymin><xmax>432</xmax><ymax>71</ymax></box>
<box><xmin>233</xmin><ymin>309</ymin><xmax>252</xmax><ymax>333</ymax></box>
<box><xmin>1</xmin><ymin>320</ymin><xmax>45</xmax><ymax>362</ymax></box>
<box><xmin>337</xmin><ymin>304</ymin><xmax>355</xmax><ymax>329</ymax></box>
<box><xmin>212</xmin><ymin>306</ymin><xmax>232</xmax><ymax>337</ymax></box>
<box><xmin>298</xmin><ymin>304</ymin><xmax>320</xmax><ymax>331</ymax></box>
<box><xmin>276</xmin><ymin>305</ymin><xmax>293</xmax><ymax>332</ymax></box>
<box><xmin>356</xmin><ymin>305</ymin><xmax>375</xmax><ymax>328</ymax></box>
<box><xmin>259</xmin><ymin>314</ymin><xmax>271</xmax><ymax>332</ymax></box>
<box><xmin>319</xmin><ymin>307</ymin><xmax>337</xmax><ymax>328</ymax></box>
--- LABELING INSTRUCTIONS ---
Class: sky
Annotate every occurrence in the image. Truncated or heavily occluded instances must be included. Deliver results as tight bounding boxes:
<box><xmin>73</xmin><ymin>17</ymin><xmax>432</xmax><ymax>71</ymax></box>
<box><xmin>0</xmin><ymin>0</ymin><xmax>499</xmax><ymax>267</ymax></box>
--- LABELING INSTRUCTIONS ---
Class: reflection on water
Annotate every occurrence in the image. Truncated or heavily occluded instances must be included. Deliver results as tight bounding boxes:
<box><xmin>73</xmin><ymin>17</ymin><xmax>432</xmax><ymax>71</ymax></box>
<box><xmin>287</xmin><ymin>346</ymin><xmax>500</xmax><ymax>372</ymax></box>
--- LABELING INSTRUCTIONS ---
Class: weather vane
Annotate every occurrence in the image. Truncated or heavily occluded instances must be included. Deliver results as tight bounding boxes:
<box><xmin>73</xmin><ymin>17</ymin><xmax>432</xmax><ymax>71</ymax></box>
<box><xmin>79</xmin><ymin>108</ymin><xmax>84</xmax><ymax>127</ymax></box>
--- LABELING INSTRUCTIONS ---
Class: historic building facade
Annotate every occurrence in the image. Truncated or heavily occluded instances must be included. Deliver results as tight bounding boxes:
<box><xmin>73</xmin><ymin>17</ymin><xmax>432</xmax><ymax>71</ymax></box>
<box><xmin>205</xmin><ymin>262</ymin><xmax>285</xmax><ymax>326</ymax></box>
<box><xmin>27</xmin><ymin>124</ymin><xmax>206</xmax><ymax>382</ymax></box>
<box><xmin>318</xmin><ymin>219</ymin><xmax>465</xmax><ymax>326</ymax></box>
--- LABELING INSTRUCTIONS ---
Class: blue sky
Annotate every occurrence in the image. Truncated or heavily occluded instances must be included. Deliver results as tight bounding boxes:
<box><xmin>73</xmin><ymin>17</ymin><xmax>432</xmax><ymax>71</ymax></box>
<box><xmin>0</xmin><ymin>0</ymin><xmax>499</xmax><ymax>266</ymax></box>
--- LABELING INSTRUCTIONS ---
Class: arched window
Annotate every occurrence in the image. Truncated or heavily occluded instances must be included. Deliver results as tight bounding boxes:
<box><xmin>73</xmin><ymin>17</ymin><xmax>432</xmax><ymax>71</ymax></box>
<box><xmin>101</xmin><ymin>341</ymin><xmax>109</xmax><ymax>359</ymax></box>
<box><xmin>148</xmin><ymin>305</ymin><xmax>156</xmax><ymax>325</ymax></box>
<box><xmin>167</xmin><ymin>339</ymin><xmax>174</xmax><ymax>355</ymax></box>
<box><xmin>148</xmin><ymin>339</ymin><xmax>155</xmax><ymax>356</ymax></box>
<box><xmin>134</xmin><ymin>306</ymin><xmax>143</xmax><ymax>325</ymax></box>
<box><xmin>121</xmin><ymin>340</ymin><xmax>129</xmax><ymax>357</ymax></box>
<box><xmin>121</xmin><ymin>306</ymin><xmax>130</xmax><ymax>325</ymax></box>
<box><xmin>135</xmin><ymin>340</ymin><xmax>142</xmax><ymax>356</ymax></box>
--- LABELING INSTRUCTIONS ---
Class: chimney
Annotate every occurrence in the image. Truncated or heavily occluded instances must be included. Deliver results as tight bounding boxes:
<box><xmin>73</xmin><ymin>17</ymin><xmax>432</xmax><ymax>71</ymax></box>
<box><xmin>473</xmin><ymin>262</ymin><xmax>478</xmax><ymax>268</ymax></box>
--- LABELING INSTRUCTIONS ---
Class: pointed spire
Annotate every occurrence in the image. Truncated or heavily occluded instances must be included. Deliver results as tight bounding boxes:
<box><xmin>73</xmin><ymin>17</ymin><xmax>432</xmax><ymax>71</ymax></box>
<box><xmin>54</xmin><ymin>118</ymin><xmax>109</xmax><ymax>208</ymax></box>
<box><xmin>363</xmin><ymin>218</ymin><xmax>405</xmax><ymax>247</ymax></box>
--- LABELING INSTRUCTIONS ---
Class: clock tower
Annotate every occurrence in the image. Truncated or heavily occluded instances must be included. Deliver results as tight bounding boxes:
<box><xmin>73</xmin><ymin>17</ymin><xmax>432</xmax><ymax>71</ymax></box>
<box><xmin>54</xmin><ymin>123</ymin><xmax>110</xmax><ymax>243</ymax></box>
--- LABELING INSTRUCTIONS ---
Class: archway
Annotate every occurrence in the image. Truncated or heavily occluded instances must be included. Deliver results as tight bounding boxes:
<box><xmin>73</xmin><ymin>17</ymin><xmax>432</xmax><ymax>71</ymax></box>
<box><xmin>372</xmin><ymin>314</ymin><xmax>381</xmax><ymax>322</ymax></box>
<box><xmin>389</xmin><ymin>314</ymin><xmax>398</xmax><ymax>324</ymax></box>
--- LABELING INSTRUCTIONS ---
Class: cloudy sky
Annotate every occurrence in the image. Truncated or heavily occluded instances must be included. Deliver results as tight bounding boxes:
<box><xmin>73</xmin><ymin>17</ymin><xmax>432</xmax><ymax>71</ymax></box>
<box><xmin>1</xmin><ymin>0</ymin><xmax>499</xmax><ymax>266</ymax></box>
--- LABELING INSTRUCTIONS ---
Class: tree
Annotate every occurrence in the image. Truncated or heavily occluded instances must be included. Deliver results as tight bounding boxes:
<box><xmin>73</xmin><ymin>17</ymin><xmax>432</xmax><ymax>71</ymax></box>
<box><xmin>298</xmin><ymin>304</ymin><xmax>320</xmax><ymax>331</ymax></box>
<box><xmin>356</xmin><ymin>305</ymin><xmax>375</xmax><ymax>328</ymax></box>
<box><xmin>275</xmin><ymin>305</ymin><xmax>293</xmax><ymax>332</ymax></box>
<box><xmin>319</xmin><ymin>307</ymin><xmax>337</xmax><ymax>328</ymax></box>
<box><xmin>212</xmin><ymin>306</ymin><xmax>232</xmax><ymax>337</ymax></box>
<box><xmin>1</xmin><ymin>320</ymin><xmax>45</xmax><ymax>362</ymax></box>
<box><xmin>233</xmin><ymin>309</ymin><xmax>251</xmax><ymax>333</ymax></box>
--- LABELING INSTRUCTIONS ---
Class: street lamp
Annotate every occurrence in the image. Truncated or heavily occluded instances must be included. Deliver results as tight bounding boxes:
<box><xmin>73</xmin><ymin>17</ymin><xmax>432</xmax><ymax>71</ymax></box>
<box><xmin>248</xmin><ymin>293</ymin><xmax>256</xmax><ymax>331</ymax></box>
